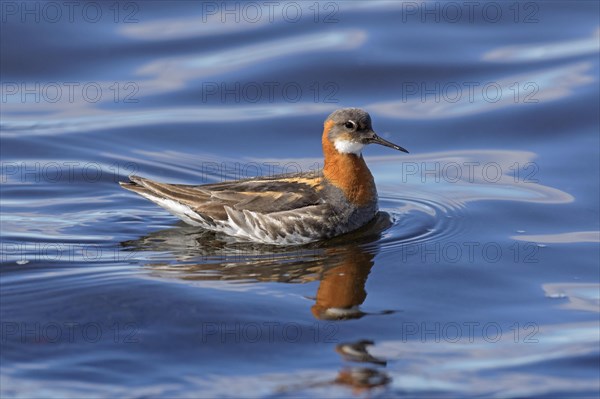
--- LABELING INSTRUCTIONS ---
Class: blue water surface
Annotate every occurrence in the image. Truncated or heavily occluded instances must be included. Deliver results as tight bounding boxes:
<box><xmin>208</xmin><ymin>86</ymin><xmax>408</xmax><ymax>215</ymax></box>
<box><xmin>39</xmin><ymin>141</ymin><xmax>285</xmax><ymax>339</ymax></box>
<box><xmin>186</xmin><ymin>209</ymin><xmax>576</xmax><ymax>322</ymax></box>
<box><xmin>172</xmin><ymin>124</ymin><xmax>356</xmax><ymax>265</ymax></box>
<box><xmin>1</xmin><ymin>1</ymin><xmax>599</xmax><ymax>398</ymax></box>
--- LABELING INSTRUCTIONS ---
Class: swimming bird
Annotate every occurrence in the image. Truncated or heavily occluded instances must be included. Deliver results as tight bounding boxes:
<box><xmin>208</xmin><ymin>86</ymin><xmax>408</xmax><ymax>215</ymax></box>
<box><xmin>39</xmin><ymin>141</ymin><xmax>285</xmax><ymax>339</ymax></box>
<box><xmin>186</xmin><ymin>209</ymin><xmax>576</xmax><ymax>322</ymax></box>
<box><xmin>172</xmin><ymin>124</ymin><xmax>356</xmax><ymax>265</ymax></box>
<box><xmin>119</xmin><ymin>108</ymin><xmax>408</xmax><ymax>245</ymax></box>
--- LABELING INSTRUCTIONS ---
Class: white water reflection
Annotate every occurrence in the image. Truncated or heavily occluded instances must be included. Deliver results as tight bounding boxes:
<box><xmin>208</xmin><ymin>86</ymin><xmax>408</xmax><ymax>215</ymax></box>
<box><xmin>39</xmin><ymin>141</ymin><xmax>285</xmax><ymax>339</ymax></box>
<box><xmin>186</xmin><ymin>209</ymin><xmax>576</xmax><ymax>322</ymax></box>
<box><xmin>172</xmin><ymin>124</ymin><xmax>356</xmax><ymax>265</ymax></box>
<box><xmin>136</xmin><ymin>30</ymin><xmax>365</xmax><ymax>90</ymax></box>
<box><xmin>483</xmin><ymin>28</ymin><xmax>600</xmax><ymax>62</ymax></box>
<box><xmin>373</xmin><ymin>321</ymin><xmax>599</xmax><ymax>398</ymax></box>
<box><xmin>370</xmin><ymin>62</ymin><xmax>594</xmax><ymax>119</ymax></box>
<box><xmin>543</xmin><ymin>283</ymin><xmax>600</xmax><ymax>313</ymax></box>
<box><xmin>120</xmin><ymin>1</ymin><xmax>406</xmax><ymax>40</ymax></box>
<box><xmin>0</xmin><ymin>104</ymin><xmax>333</xmax><ymax>136</ymax></box>
<box><xmin>372</xmin><ymin>149</ymin><xmax>574</xmax><ymax>206</ymax></box>
<box><xmin>512</xmin><ymin>231</ymin><xmax>600</xmax><ymax>243</ymax></box>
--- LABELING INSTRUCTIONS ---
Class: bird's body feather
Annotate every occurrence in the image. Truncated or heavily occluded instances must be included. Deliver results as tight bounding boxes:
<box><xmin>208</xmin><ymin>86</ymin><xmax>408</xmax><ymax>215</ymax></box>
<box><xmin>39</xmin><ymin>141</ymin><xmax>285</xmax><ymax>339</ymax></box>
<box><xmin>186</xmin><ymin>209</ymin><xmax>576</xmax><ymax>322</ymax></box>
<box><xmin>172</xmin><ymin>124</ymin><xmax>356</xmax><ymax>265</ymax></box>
<box><xmin>120</xmin><ymin>171</ymin><xmax>377</xmax><ymax>245</ymax></box>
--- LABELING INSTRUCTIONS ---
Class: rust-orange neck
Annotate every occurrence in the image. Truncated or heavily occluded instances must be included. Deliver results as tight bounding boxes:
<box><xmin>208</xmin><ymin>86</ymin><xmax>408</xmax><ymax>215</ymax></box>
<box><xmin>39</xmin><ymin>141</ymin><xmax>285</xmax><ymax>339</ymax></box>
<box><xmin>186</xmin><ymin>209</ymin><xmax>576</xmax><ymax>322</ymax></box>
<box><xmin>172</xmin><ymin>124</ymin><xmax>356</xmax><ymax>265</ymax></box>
<box><xmin>321</xmin><ymin>120</ymin><xmax>376</xmax><ymax>207</ymax></box>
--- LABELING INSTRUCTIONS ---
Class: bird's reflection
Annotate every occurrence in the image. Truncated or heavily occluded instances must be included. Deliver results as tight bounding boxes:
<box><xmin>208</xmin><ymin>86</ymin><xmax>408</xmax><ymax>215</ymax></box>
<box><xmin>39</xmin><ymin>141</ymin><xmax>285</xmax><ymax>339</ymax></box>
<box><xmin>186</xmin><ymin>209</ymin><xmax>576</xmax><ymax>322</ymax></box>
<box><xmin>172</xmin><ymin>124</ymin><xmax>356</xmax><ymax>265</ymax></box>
<box><xmin>334</xmin><ymin>340</ymin><xmax>390</xmax><ymax>391</ymax></box>
<box><xmin>336</xmin><ymin>340</ymin><xmax>387</xmax><ymax>366</ymax></box>
<box><xmin>310</xmin><ymin>245</ymin><xmax>373</xmax><ymax>320</ymax></box>
<box><xmin>122</xmin><ymin>213</ymin><xmax>393</xmax><ymax>391</ymax></box>
<box><xmin>122</xmin><ymin>213</ymin><xmax>392</xmax><ymax>317</ymax></box>
<box><xmin>335</xmin><ymin>367</ymin><xmax>390</xmax><ymax>391</ymax></box>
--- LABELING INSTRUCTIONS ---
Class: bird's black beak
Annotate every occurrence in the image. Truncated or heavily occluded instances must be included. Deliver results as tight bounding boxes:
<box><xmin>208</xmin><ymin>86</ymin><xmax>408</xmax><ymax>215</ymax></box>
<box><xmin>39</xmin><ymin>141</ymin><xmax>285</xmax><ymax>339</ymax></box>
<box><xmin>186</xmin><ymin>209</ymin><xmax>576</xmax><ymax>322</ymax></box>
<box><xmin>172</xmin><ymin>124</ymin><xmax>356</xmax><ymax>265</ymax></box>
<box><xmin>363</xmin><ymin>131</ymin><xmax>409</xmax><ymax>153</ymax></box>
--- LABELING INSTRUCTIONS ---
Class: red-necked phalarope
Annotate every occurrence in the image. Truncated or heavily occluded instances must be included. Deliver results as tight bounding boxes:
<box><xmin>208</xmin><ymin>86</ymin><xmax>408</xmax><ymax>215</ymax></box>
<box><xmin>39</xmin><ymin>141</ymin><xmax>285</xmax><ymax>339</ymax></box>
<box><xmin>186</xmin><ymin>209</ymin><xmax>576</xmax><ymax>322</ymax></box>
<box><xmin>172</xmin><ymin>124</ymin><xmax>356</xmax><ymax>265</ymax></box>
<box><xmin>120</xmin><ymin>108</ymin><xmax>408</xmax><ymax>245</ymax></box>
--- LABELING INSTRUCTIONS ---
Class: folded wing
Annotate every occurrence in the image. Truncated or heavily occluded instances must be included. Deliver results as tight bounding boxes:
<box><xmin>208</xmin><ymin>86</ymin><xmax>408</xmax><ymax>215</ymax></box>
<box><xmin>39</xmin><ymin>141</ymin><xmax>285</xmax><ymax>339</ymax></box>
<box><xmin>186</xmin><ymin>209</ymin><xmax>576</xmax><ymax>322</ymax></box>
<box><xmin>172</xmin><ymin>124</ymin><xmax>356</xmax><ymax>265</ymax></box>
<box><xmin>119</xmin><ymin>173</ymin><xmax>325</xmax><ymax>221</ymax></box>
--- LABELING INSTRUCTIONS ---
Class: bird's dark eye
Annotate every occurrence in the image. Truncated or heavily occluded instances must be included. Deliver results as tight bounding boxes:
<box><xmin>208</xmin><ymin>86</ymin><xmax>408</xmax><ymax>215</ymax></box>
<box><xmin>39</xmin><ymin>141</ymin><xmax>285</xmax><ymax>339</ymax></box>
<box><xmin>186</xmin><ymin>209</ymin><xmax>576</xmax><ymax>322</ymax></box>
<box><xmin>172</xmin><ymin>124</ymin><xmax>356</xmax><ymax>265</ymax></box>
<box><xmin>344</xmin><ymin>120</ymin><xmax>357</xmax><ymax>130</ymax></box>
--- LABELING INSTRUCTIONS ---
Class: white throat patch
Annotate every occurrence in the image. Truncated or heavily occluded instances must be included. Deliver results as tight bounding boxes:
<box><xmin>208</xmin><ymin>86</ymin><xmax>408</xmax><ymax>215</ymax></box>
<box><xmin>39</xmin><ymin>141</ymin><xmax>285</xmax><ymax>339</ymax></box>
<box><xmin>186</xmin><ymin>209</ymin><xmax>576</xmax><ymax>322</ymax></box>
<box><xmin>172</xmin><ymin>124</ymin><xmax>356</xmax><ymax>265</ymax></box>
<box><xmin>334</xmin><ymin>139</ymin><xmax>364</xmax><ymax>155</ymax></box>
